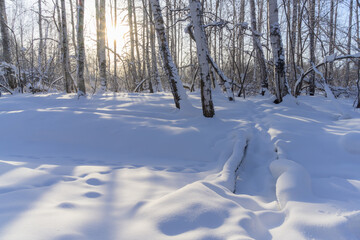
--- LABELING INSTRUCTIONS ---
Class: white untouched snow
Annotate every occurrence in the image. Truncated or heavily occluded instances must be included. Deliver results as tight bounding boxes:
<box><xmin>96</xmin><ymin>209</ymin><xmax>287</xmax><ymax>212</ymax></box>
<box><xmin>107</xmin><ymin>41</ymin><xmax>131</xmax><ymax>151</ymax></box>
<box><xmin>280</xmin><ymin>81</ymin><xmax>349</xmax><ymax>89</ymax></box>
<box><xmin>0</xmin><ymin>93</ymin><xmax>360</xmax><ymax>240</ymax></box>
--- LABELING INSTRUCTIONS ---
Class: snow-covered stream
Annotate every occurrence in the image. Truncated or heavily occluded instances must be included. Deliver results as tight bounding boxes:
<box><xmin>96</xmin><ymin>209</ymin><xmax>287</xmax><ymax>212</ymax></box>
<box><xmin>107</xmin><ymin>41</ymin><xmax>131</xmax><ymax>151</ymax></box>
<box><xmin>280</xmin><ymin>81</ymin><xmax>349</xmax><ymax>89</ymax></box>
<box><xmin>0</xmin><ymin>93</ymin><xmax>359</xmax><ymax>240</ymax></box>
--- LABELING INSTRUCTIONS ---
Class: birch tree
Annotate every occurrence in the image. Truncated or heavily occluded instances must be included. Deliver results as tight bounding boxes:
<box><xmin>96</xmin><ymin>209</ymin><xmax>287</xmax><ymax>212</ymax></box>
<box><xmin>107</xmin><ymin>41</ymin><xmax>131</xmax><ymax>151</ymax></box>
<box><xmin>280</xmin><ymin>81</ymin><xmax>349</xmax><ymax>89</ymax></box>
<box><xmin>346</xmin><ymin>0</ymin><xmax>353</xmax><ymax>86</ymax></box>
<box><xmin>149</xmin><ymin>0</ymin><xmax>189</xmax><ymax>109</ymax></box>
<box><xmin>328</xmin><ymin>0</ymin><xmax>335</xmax><ymax>82</ymax></box>
<box><xmin>148</xmin><ymin>0</ymin><xmax>162</xmax><ymax>92</ymax></box>
<box><xmin>356</xmin><ymin>1</ymin><xmax>360</xmax><ymax>108</ymax></box>
<box><xmin>60</xmin><ymin>0</ymin><xmax>73</xmax><ymax>93</ymax></box>
<box><xmin>249</xmin><ymin>0</ymin><xmax>268</xmax><ymax>95</ymax></box>
<box><xmin>127</xmin><ymin>0</ymin><xmax>137</xmax><ymax>88</ymax></box>
<box><xmin>77</xmin><ymin>0</ymin><xmax>86</xmax><ymax>95</ymax></box>
<box><xmin>98</xmin><ymin>0</ymin><xmax>107</xmax><ymax>92</ymax></box>
<box><xmin>189</xmin><ymin>0</ymin><xmax>215</xmax><ymax>117</ymax></box>
<box><xmin>0</xmin><ymin>0</ymin><xmax>16</xmax><ymax>89</ymax></box>
<box><xmin>308</xmin><ymin>0</ymin><xmax>316</xmax><ymax>95</ymax></box>
<box><xmin>269</xmin><ymin>0</ymin><xmax>288</xmax><ymax>103</ymax></box>
<box><xmin>38</xmin><ymin>0</ymin><xmax>44</xmax><ymax>88</ymax></box>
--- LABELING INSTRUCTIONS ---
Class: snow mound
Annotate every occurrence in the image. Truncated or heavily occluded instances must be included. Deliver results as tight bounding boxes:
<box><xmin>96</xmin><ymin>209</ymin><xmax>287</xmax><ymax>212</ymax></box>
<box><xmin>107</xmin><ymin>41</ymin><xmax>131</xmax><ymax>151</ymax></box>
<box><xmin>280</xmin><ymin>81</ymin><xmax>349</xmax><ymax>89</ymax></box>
<box><xmin>213</xmin><ymin>130</ymin><xmax>250</xmax><ymax>192</ymax></box>
<box><xmin>131</xmin><ymin>182</ymin><xmax>234</xmax><ymax>239</ymax></box>
<box><xmin>132</xmin><ymin>181</ymin><xmax>271</xmax><ymax>239</ymax></box>
<box><xmin>340</xmin><ymin>132</ymin><xmax>360</xmax><ymax>155</ymax></box>
<box><xmin>269</xmin><ymin>159</ymin><xmax>312</xmax><ymax>208</ymax></box>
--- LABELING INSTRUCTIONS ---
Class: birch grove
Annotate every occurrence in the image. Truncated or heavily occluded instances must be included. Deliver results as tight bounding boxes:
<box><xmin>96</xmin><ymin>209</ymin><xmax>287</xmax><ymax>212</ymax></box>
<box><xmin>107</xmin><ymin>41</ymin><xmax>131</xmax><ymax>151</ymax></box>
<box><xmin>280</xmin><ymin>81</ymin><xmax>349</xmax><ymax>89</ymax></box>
<box><xmin>0</xmin><ymin>0</ymin><xmax>359</xmax><ymax>110</ymax></box>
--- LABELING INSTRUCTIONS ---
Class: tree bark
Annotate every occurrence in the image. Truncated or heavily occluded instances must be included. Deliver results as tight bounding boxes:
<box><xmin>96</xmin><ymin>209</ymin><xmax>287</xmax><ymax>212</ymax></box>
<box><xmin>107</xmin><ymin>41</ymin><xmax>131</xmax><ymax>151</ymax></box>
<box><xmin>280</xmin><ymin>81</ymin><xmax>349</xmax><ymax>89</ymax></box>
<box><xmin>189</xmin><ymin>0</ymin><xmax>215</xmax><ymax>117</ymax></box>
<box><xmin>150</xmin><ymin>0</ymin><xmax>188</xmax><ymax>109</ymax></box>
<box><xmin>269</xmin><ymin>0</ymin><xmax>288</xmax><ymax>103</ymax></box>
<box><xmin>308</xmin><ymin>0</ymin><xmax>316</xmax><ymax>95</ymax></box>
<box><xmin>98</xmin><ymin>0</ymin><xmax>107</xmax><ymax>92</ymax></box>
<box><xmin>346</xmin><ymin>0</ymin><xmax>353</xmax><ymax>86</ymax></box>
<box><xmin>356</xmin><ymin>1</ymin><xmax>360</xmax><ymax>108</ymax></box>
<box><xmin>328</xmin><ymin>0</ymin><xmax>335</xmax><ymax>82</ymax></box>
<box><xmin>148</xmin><ymin>0</ymin><xmax>162</xmax><ymax>92</ymax></box>
<box><xmin>77</xmin><ymin>0</ymin><xmax>86</xmax><ymax>95</ymax></box>
<box><xmin>249</xmin><ymin>0</ymin><xmax>268</xmax><ymax>95</ymax></box>
<box><xmin>60</xmin><ymin>0</ymin><xmax>72</xmax><ymax>93</ymax></box>
<box><xmin>0</xmin><ymin>0</ymin><xmax>16</xmax><ymax>89</ymax></box>
<box><xmin>128</xmin><ymin>0</ymin><xmax>137</xmax><ymax>89</ymax></box>
<box><xmin>38</xmin><ymin>0</ymin><xmax>44</xmax><ymax>88</ymax></box>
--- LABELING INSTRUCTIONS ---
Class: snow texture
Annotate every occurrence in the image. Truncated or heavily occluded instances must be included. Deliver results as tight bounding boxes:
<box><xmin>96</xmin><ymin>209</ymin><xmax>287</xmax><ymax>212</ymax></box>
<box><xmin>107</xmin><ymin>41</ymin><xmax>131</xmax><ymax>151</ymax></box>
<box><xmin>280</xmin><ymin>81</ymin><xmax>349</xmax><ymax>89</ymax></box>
<box><xmin>0</xmin><ymin>93</ymin><xmax>360</xmax><ymax>240</ymax></box>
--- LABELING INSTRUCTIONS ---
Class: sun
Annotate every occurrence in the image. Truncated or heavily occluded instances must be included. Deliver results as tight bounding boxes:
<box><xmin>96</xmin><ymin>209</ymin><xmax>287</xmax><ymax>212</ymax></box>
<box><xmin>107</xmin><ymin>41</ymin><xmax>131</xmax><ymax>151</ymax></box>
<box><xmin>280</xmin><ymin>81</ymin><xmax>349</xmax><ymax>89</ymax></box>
<box><xmin>106</xmin><ymin>21</ymin><xmax>128</xmax><ymax>54</ymax></box>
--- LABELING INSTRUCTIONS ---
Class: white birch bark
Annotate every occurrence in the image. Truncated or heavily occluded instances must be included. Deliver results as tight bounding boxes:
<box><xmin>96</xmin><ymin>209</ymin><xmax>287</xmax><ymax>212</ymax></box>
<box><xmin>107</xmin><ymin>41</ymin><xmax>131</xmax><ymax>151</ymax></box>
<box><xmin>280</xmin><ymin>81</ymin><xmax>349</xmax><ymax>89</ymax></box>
<box><xmin>60</xmin><ymin>0</ymin><xmax>72</xmax><ymax>93</ymax></box>
<box><xmin>356</xmin><ymin>2</ymin><xmax>360</xmax><ymax>108</ymax></box>
<box><xmin>128</xmin><ymin>0</ymin><xmax>137</xmax><ymax>89</ymax></box>
<box><xmin>98</xmin><ymin>0</ymin><xmax>107</xmax><ymax>92</ymax></box>
<box><xmin>149</xmin><ymin>0</ymin><xmax>190</xmax><ymax>109</ymax></box>
<box><xmin>77</xmin><ymin>0</ymin><xmax>86</xmax><ymax>95</ymax></box>
<box><xmin>269</xmin><ymin>0</ymin><xmax>288</xmax><ymax>103</ymax></box>
<box><xmin>346</xmin><ymin>0</ymin><xmax>353</xmax><ymax>86</ymax></box>
<box><xmin>38</xmin><ymin>0</ymin><xmax>43</xmax><ymax>88</ymax></box>
<box><xmin>189</xmin><ymin>0</ymin><xmax>215</xmax><ymax>117</ymax></box>
<box><xmin>148</xmin><ymin>0</ymin><xmax>163</xmax><ymax>92</ymax></box>
<box><xmin>249</xmin><ymin>0</ymin><xmax>268</xmax><ymax>95</ymax></box>
<box><xmin>328</xmin><ymin>0</ymin><xmax>335</xmax><ymax>81</ymax></box>
<box><xmin>308</xmin><ymin>0</ymin><xmax>316</xmax><ymax>95</ymax></box>
<box><xmin>0</xmin><ymin>0</ymin><xmax>16</xmax><ymax>89</ymax></box>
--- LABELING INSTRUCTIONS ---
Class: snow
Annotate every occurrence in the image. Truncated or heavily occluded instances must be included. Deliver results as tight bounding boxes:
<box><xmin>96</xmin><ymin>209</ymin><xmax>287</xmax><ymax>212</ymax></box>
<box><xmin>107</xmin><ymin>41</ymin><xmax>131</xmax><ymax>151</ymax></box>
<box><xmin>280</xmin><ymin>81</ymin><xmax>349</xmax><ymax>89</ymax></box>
<box><xmin>340</xmin><ymin>132</ymin><xmax>360</xmax><ymax>155</ymax></box>
<box><xmin>0</xmin><ymin>92</ymin><xmax>360</xmax><ymax>239</ymax></box>
<box><xmin>323</xmin><ymin>54</ymin><xmax>337</xmax><ymax>63</ymax></box>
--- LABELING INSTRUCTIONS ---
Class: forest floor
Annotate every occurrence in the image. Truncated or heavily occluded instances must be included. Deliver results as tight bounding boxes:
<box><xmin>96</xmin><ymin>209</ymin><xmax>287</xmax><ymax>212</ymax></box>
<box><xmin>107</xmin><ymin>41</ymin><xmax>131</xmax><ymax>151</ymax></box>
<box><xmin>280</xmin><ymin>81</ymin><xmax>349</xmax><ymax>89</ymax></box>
<box><xmin>0</xmin><ymin>92</ymin><xmax>360</xmax><ymax>240</ymax></box>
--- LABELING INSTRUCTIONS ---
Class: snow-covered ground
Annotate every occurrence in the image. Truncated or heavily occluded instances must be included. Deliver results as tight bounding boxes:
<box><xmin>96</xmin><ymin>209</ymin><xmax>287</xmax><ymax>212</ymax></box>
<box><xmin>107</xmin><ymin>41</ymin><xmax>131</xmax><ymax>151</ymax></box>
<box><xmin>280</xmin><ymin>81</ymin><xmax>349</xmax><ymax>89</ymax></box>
<box><xmin>0</xmin><ymin>92</ymin><xmax>359</xmax><ymax>240</ymax></box>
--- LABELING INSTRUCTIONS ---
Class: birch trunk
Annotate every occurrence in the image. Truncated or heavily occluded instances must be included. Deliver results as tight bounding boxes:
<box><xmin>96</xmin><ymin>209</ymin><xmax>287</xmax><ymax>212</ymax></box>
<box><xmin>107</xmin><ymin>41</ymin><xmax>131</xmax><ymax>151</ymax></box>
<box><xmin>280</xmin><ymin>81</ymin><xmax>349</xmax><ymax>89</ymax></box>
<box><xmin>77</xmin><ymin>0</ymin><xmax>86</xmax><ymax>95</ymax></box>
<box><xmin>113</xmin><ymin>0</ymin><xmax>118</xmax><ymax>91</ymax></box>
<box><xmin>148</xmin><ymin>0</ymin><xmax>162</xmax><ymax>92</ymax></box>
<box><xmin>128</xmin><ymin>0</ymin><xmax>137</xmax><ymax>89</ymax></box>
<box><xmin>149</xmin><ymin>0</ymin><xmax>188</xmax><ymax>109</ymax></box>
<box><xmin>60</xmin><ymin>0</ymin><xmax>72</xmax><ymax>93</ymax></box>
<box><xmin>269</xmin><ymin>0</ymin><xmax>288</xmax><ymax>103</ymax></box>
<box><xmin>308</xmin><ymin>0</ymin><xmax>316</xmax><ymax>95</ymax></box>
<box><xmin>249</xmin><ymin>0</ymin><xmax>268</xmax><ymax>95</ymax></box>
<box><xmin>328</xmin><ymin>0</ymin><xmax>335</xmax><ymax>81</ymax></box>
<box><xmin>98</xmin><ymin>0</ymin><xmax>107</xmax><ymax>92</ymax></box>
<box><xmin>0</xmin><ymin>0</ymin><xmax>16</xmax><ymax>89</ymax></box>
<box><xmin>346</xmin><ymin>0</ymin><xmax>353</xmax><ymax>86</ymax></box>
<box><xmin>356</xmin><ymin>1</ymin><xmax>360</xmax><ymax>108</ymax></box>
<box><xmin>38</xmin><ymin>0</ymin><xmax>43</xmax><ymax>88</ymax></box>
<box><xmin>189</xmin><ymin>0</ymin><xmax>215</xmax><ymax>117</ymax></box>
<box><xmin>290</xmin><ymin>0</ymin><xmax>298</xmax><ymax>89</ymax></box>
<box><xmin>69</xmin><ymin>0</ymin><xmax>77</xmax><ymax>54</ymax></box>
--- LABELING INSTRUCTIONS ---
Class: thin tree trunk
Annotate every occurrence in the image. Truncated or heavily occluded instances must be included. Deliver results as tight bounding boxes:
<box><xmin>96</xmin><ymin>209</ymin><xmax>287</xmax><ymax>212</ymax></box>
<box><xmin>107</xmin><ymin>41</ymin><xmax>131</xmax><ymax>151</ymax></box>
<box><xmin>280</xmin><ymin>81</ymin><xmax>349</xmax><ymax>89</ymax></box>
<box><xmin>60</xmin><ymin>0</ymin><xmax>72</xmax><ymax>93</ymax></box>
<box><xmin>148</xmin><ymin>0</ymin><xmax>162</xmax><ymax>92</ymax></box>
<box><xmin>150</xmin><ymin>0</ymin><xmax>189</xmax><ymax>109</ymax></box>
<box><xmin>346</xmin><ymin>0</ymin><xmax>353</xmax><ymax>86</ymax></box>
<box><xmin>128</xmin><ymin>0</ymin><xmax>137</xmax><ymax>89</ymax></box>
<box><xmin>356</xmin><ymin>0</ymin><xmax>360</xmax><ymax>108</ymax></box>
<box><xmin>269</xmin><ymin>0</ymin><xmax>288</xmax><ymax>103</ymax></box>
<box><xmin>249</xmin><ymin>0</ymin><xmax>268</xmax><ymax>95</ymax></box>
<box><xmin>113</xmin><ymin>0</ymin><xmax>118</xmax><ymax>91</ymax></box>
<box><xmin>308</xmin><ymin>0</ymin><xmax>316</xmax><ymax>95</ymax></box>
<box><xmin>98</xmin><ymin>0</ymin><xmax>107</xmax><ymax>92</ymax></box>
<box><xmin>77</xmin><ymin>0</ymin><xmax>86</xmax><ymax>95</ymax></box>
<box><xmin>290</xmin><ymin>0</ymin><xmax>298</xmax><ymax>90</ymax></box>
<box><xmin>38</xmin><ymin>0</ymin><xmax>43</xmax><ymax>88</ymax></box>
<box><xmin>189</xmin><ymin>0</ymin><xmax>215</xmax><ymax>117</ymax></box>
<box><xmin>133</xmin><ymin>1</ymin><xmax>142</xmax><ymax>79</ymax></box>
<box><xmin>0</xmin><ymin>0</ymin><xmax>16</xmax><ymax>89</ymax></box>
<box><xmin>328</xmin><ymin>0</ymin><xmax>335</xmax><ymax>82</ymax></box>
<box><xmin>69</xmin><ymin>0</ymin><xmax>77</xmax><ymax>54</ymax></box>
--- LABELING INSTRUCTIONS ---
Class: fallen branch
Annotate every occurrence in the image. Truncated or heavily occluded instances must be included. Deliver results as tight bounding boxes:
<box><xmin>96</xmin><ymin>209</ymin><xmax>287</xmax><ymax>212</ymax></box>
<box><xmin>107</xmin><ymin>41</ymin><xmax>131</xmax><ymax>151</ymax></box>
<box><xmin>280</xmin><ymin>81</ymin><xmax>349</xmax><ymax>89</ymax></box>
<box><xmin>295</xmin><ymin>53</ymin><xmax>360</xmax><ymax>97</ymax></box>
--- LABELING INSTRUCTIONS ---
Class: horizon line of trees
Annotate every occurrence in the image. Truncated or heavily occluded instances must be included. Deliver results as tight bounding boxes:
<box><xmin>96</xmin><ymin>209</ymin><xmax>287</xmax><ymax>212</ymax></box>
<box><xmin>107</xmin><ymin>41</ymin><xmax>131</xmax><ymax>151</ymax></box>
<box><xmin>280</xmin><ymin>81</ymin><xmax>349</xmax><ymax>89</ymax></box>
<box><xmin>0</xmin><ymin>0</ymin><xmax>360</xmax><ymax>117</ymax></box>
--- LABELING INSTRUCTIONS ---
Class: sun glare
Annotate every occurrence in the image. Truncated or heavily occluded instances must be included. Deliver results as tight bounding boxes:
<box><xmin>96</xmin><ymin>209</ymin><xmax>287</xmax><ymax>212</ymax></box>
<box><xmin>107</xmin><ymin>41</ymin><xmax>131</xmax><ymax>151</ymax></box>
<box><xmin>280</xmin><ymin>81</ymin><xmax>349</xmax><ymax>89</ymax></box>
<box><xmin>106</xmin><ymin>22</ymin><xmax>128</xmax><ymax>54</ymax></box>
